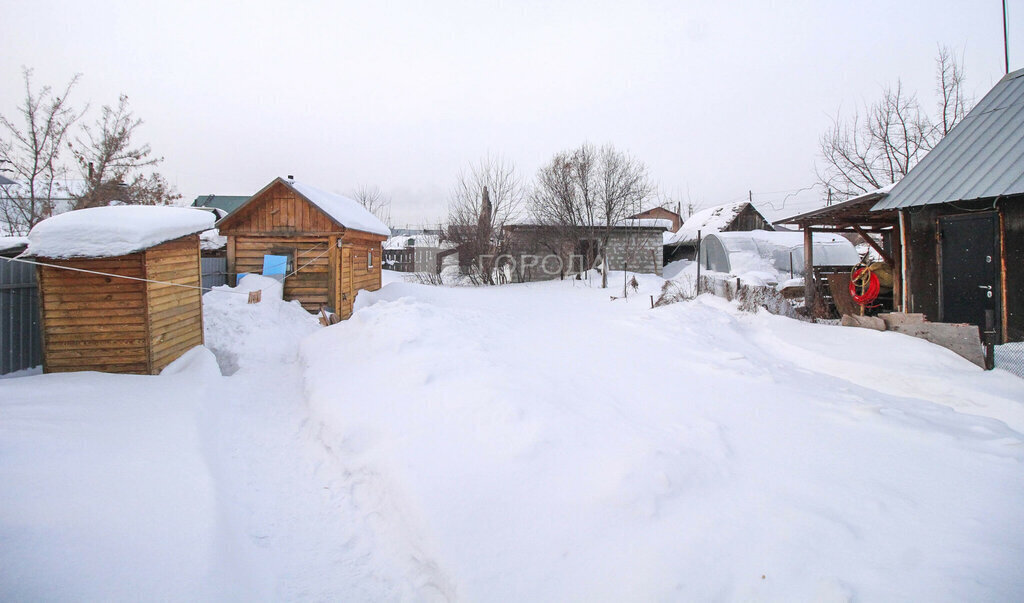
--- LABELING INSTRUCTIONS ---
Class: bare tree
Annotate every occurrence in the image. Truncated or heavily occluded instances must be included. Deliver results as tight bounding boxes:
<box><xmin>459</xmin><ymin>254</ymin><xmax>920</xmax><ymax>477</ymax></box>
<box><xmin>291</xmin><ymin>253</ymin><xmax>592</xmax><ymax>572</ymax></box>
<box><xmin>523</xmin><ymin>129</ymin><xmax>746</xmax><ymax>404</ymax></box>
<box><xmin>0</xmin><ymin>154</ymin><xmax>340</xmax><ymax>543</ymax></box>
<box><xmin>0</xmin><ymin>69</ymin><xmax>82</xmax><ymax>234</ymax></box>
<box><xmin>70</xmin><ymin>94</ymin><xmax>179</xmax><ymax>209</ymax></box>
<box><xmin>531</xmin><ymin>143</ymin><xmax>652</xmax><ymax>287</ymax></box>
<box><xmin>937</xmin><ymin>45</ymin><xmax>969</xmax><ymax>136</ymax></box>
<box><xmin>817</xmin><ymin>45</ymin><xmax>971</xmax><ymax>199</ymax></box>
<box><xmin>351</xmin><ymin>184</ymin><xmax>392</xmax><ymax>225</ymax></box>
<box><xmin>443</xmin><ymin>154</ymin><xmax>524</xmax><ymax>285</ymax></box>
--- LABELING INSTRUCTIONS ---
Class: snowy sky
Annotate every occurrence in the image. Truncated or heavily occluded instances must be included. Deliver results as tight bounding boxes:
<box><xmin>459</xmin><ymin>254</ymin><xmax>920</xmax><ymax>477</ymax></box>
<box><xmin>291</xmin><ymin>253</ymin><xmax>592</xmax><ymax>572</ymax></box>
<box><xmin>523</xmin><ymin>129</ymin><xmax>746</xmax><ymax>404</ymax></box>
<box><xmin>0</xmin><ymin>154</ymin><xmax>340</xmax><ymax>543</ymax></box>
<box><xmin>2</xmin><ymin>0</ymin><xmax>1021</xmax><ymax>225</ymax></box>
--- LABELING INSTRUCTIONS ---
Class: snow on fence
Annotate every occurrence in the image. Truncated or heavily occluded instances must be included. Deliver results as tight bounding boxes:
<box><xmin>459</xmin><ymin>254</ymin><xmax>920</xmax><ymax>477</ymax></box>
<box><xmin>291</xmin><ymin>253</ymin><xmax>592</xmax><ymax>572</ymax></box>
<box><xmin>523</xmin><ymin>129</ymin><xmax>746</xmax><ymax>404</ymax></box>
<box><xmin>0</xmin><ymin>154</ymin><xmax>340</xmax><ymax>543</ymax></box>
<box><xmin>0</xmin><ymin>257</ymin><xmax>43</xmax><ymax>375</ymax></box>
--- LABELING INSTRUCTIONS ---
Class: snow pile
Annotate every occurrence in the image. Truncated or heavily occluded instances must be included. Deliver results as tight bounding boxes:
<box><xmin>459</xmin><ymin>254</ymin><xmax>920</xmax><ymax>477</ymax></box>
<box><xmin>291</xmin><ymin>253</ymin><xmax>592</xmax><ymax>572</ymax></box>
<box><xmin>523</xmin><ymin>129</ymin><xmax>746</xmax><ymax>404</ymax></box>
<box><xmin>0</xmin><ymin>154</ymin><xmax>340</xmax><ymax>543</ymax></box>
<box><xmin>301</xmin><ymin>279</ymin><xmax>1024</xmax><ymax>600</ymax></box>
<box><xmin>384</xmin><ymin>233</ymin><xmax>441</xmax><ymax>249</ymax></box>
<box><xmin>25</xmin><ymin>206</ymin><xmax>214</xmax><ymax>258</ymax></box>
<box><xmin>0</xmin><ymin>351</ymin><xmax>235</xmax><ymax>601</ymax></box>
<box><xmin>199</xmin><ymin>228</ymin><xmax>227</xmax><ymax>251</ymax></box>
<box><xmin>202</xmin><ymin>277</ymin><xmax>319</xmax><ymax>374</ymax></box>
<box><xmin>288</xmin><ymin>180</ymin><xmax>390</xmax><ymax>237</ymax></box>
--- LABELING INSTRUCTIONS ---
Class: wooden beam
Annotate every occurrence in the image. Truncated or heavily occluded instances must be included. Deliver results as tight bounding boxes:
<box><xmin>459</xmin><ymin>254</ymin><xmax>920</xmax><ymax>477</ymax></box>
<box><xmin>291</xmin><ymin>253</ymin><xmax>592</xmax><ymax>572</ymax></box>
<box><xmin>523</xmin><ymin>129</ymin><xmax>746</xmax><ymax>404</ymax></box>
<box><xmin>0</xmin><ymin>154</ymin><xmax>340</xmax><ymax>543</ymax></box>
<box><xmin>804</xmin><ymin>227</ymin><xmax>817</xmax><ymax>316</ymax></box>
<box><xmin>852</xmin><ymin>224</ymin><xmax>893</xmax><ymax>265</ymax></box>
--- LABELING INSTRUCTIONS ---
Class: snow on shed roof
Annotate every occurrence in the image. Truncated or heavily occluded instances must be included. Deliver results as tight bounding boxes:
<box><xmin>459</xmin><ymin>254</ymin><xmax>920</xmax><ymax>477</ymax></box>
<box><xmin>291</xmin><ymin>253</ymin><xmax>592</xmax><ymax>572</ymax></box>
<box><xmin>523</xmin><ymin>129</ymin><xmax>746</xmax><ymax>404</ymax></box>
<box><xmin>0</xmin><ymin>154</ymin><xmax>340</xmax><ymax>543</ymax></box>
<box><xmin>288</xmin><ymin>180</ymin><xmax>390</xmax><ymax>236</ymax></box>
<box><xmin>874</xmin><ymin>67</ymin><xmax>1024</xmax><ymax>210</ymax></box>
<box><xmin>664</xmin><ymin>201</ymin><xmax>749</xmax><ymax>246</ymax></box>
<box><xmin>25</xmin><ymin>206</ymin><xmax>215</xmax><ymax>258</ymax></box>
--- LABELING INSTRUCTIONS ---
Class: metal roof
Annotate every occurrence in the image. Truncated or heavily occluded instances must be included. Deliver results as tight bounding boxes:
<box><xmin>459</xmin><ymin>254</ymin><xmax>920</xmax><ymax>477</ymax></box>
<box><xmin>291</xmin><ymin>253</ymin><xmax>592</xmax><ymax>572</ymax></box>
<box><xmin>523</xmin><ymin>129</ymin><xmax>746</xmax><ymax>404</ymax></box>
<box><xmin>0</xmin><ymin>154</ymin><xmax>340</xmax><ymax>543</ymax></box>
<box><xmin>191</xmin><ymin>194</ymin><xmax>250</xmax><ymax>215</ymax></box>
<box><xmin>0</xmin><ymin>174</ymin><xmax>16</xmax><ymax>186</ymax></box>
<box><xmin>874</xmin><ymin>67</ymin><xmax>1024</xmax><ymax>210</ymax></box>
<box><xmin>778</xmin><ymin>186</ymin><xmax>895</xmax><ymax>227</ymax></box>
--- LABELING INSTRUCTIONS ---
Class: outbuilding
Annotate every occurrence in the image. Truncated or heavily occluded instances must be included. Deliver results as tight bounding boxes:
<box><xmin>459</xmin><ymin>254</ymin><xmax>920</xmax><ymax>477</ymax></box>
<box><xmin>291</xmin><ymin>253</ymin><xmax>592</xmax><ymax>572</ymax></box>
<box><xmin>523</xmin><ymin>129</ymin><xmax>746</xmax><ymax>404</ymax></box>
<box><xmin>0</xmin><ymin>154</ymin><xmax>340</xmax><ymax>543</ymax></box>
<box><xmin>25</xmin><ymin>205</ymin><xmax>214</xmax><ymax>375</ymax></box>
<box><xmin>216</xmin><ymin>177</ymin><xmax>390</xmax><ymax>317</ymax></box>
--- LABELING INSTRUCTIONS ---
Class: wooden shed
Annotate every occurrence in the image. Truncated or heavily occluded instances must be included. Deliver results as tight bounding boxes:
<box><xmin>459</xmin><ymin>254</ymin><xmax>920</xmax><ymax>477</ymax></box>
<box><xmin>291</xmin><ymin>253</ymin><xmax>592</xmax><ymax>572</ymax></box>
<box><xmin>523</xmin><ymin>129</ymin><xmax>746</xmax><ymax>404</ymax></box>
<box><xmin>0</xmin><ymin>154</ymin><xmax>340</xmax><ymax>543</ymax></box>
<box><xmin>26</xmin><ymin>206</ymin><xmax>215</xmax><ymax>375</ymax></box>
<box><xmin>217</xmin><ymin>177</ymin><xmax>391</xmax><ymax>317</ymax></box>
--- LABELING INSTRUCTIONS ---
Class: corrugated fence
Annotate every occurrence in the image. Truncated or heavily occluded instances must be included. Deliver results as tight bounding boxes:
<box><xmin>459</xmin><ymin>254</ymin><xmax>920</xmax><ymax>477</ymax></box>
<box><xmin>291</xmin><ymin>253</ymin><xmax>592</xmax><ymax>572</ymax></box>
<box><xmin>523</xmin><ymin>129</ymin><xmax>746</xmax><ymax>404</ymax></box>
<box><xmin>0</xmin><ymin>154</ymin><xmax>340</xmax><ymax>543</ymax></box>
<box><xmin>1</xmin><ymin>257</ymin><xmax>43</xmax><ymax>375</ymax></box>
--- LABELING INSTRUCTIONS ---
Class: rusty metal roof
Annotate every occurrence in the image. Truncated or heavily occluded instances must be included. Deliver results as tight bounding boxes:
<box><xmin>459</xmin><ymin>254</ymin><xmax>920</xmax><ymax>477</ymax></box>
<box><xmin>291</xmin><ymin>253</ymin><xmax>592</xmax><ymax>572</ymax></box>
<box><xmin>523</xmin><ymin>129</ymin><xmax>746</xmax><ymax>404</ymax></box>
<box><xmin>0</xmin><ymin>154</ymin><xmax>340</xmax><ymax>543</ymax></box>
<box><xmin>874</xmin><ymin>67</ymin><xmax>1024</xmax><ymax>210</ymax></box>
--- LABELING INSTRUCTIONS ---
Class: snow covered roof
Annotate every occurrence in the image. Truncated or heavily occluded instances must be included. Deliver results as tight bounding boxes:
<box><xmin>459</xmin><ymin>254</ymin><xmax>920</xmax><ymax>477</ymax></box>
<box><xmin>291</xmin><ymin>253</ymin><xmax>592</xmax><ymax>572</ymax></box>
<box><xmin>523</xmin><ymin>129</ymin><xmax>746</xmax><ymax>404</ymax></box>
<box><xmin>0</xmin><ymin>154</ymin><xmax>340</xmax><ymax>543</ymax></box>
<box><xmin>614</xmin><ymin>218</ymin><xmax>672</xmax><ymax>229</ymax></box>
<box><xmin>220</xmin><ymin>178</ymin><xmax>391</xmax><ymax>237</ymax></box>
<box><xmin>200</xmin><ymin>228</ymin><xmax>227</xmax><ymax>251</ymax></box>
<box><xmin>25</xmin><ymin>206</ymin><xmax>215</xmax><ymax>259</ymax></box>
<box><xmin>288</xmin><ymin>180</ymin><xmax>391</xmax><ymax>237</ymax></box>
<box><xmin>664</xmin><ymin>201</ymin><xmax>751</xmax><ymax>246</ymax></box>
<box><xmin>384</xmin><ymin>234</ymin><xmax>441</xmax><ymax>250</ymax></box>
<box><xmin>0</xmin><ymin>236</ymin><xmax>29</xmax><ymax>253</ymax></box>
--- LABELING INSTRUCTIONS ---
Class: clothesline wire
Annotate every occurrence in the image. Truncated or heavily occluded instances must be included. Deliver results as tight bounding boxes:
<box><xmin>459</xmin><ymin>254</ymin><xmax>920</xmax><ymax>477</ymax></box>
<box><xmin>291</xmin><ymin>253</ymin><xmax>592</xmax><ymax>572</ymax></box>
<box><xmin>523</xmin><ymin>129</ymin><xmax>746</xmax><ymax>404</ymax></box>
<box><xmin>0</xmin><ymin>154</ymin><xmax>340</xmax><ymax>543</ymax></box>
<box><xmin>0</xmin><ymin>242</ymin><xmax>333</xmax><ymax>296</ymax></box>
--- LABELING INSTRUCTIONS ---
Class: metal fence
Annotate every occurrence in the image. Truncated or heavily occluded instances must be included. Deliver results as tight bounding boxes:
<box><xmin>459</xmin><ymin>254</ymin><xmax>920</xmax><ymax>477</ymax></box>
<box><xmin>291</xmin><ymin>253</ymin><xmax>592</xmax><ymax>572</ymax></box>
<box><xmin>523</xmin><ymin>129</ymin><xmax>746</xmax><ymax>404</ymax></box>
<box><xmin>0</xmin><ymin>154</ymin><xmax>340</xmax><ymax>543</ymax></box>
<box><xmin>994</xmin><ymin>342</ymin><xmax>1024</xmax><ymax>379</ymax></box>
<box><xmin>1</xmin><ymin>257</ymin><xmax>43</xmax><ymax>375</ymax></box>
<box><xmin>201</xmin><ymin>257</ymin><xmax>228</xmax><ymax>289</ymax></box>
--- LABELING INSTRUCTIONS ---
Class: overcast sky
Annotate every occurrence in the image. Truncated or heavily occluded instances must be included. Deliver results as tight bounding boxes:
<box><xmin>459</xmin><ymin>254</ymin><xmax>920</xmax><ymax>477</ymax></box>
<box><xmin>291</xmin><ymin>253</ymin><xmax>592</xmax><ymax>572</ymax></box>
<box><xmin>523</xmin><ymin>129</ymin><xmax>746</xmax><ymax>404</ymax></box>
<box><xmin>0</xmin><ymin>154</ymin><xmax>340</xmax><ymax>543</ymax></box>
<box><xmin>2</xmin><ymin>0</ymin><xmax>1021</xmax><ymax>225</ymax></box>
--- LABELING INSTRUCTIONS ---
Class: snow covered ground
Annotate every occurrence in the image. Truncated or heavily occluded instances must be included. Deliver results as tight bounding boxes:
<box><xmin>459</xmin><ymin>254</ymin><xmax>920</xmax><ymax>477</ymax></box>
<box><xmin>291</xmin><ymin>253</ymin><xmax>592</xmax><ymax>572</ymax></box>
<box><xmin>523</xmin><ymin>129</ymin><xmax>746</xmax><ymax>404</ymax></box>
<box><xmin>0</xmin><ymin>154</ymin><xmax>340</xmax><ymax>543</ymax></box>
<box><xmin>2</xmin><ymin>270</ymin><xmax>1023</xmax><ymax>600</ymax></box>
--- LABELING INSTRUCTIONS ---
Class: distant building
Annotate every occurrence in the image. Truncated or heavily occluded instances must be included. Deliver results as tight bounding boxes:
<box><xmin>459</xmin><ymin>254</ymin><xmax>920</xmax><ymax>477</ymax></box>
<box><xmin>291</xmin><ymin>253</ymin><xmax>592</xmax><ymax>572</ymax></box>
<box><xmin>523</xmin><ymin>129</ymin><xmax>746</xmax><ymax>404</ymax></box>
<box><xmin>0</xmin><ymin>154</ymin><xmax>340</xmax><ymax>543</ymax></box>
<box><xmin>663</xmin><ymin>201</ymin><xmax>774</xmax><ymax>263</ymax></box>
<box><xmin>629</xmin><ymin>205</ymin><xmax>683</xmax><ymax>232</ymax></box>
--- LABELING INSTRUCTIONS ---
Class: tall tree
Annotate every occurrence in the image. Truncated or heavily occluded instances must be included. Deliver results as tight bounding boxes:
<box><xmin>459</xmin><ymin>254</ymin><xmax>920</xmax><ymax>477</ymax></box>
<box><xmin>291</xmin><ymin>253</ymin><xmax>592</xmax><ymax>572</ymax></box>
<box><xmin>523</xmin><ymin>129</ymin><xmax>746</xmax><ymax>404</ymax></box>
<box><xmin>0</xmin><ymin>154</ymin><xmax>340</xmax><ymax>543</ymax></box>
<box><xmin>817</xmin><ymin>45</ymin><xmax>972</xmax><ymax>199</ymax></box>
<box><xmin>531</xmin><ymin>143</ymin><xmax>652</xmax><ymax>287</ymax></box>
<box><xmin>70</xmin><ymin>94</ymin><xmax>180</xmax><ymax>209</ymax></box>
<box><xmin>443</xmin><ymin>154</ymin><xmax>524</xmax><ymax>284</ymax></box>
<box><xmin>0</xmin><ymin>69</ymin><xmax>82</xmax><ymax>234</ymax></box>
<box><xmin>350</xmin><ymin>184</ymin><xmax>392</xmax><ymax>225</ymax></box>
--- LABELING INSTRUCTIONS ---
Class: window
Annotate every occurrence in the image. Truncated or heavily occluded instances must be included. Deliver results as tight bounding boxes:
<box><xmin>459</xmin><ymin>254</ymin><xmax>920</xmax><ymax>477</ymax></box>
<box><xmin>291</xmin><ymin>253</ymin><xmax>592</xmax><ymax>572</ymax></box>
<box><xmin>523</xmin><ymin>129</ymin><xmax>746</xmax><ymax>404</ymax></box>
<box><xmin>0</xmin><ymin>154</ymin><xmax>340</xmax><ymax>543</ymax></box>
<box><xmin>367</xmin><ymin>248</ymin><xmax>374</xmax><ymax>270</ymax></box>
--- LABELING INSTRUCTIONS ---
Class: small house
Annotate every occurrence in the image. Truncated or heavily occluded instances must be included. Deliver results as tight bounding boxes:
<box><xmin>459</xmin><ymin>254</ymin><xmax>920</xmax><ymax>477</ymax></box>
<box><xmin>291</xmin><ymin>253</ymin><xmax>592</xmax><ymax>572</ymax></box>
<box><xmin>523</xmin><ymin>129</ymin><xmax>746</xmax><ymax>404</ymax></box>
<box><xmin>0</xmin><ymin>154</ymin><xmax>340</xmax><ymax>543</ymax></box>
<box><xmin>664</xmin><ymin>201</ymin><xmax>774</xmax><ymax>263</ymax></box>
<box><xmin>503</xmin><ymin>219</ymin><xmax>668</xmax><ymax>282</ymax></box>
<box><xmin>383</xmin><ymin>232</ymin><xmax>442</xmax><ymax>272</ymax></box>
<box><xmin>870</xmin><ymin>67</ymin><xmax>1024</xmax><ymax>345</ymax></box>
<box><xmin>216</xmin><ymin>177</ymin><xmax>390</xmax><ymax>317</ymax></box>
<box><xmin>629</xmin><ymin>205</ymin><xmax>683</xmax><ymax>232</ymax></box>
<box><xmin>26</xmin><ymin>205</ymin><xmax>214</xmax><ymax>375</ymax></box>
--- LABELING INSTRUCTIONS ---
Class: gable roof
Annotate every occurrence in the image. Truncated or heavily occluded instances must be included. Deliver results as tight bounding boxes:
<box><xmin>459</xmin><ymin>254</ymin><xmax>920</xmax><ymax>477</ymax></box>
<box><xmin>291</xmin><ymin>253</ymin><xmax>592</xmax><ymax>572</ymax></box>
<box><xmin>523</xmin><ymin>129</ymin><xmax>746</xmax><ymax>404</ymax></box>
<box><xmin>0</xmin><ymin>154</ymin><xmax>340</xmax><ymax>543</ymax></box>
<box><xmin>664</xmin><ymin>201</ymin><xmax>763</xmax><ymax>246</ymax></box>
<box><xmin>219</xmin><ymin>177</ymin><xmax>391</xmax><ymax>237</ymax></box>
<box><xmin>192</xmin><ymin>194</ymin><xmax>249</xmax><ymax>215</ymax></box>
<box><xmin>874</xmin><ymin>67</ymin><xmax>1024</xmax><ymax>210</ymax></box>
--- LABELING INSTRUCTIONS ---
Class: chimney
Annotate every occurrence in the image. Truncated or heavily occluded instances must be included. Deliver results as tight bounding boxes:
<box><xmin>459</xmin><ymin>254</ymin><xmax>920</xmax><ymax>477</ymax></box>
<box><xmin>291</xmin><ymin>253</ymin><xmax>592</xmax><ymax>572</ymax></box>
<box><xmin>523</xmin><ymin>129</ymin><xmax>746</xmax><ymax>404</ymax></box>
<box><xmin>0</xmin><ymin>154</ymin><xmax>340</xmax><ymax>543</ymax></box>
<box><xmin>287</xmin><ymin>174</ymin><xmax>295</xmax><ymax>182</ymax></box>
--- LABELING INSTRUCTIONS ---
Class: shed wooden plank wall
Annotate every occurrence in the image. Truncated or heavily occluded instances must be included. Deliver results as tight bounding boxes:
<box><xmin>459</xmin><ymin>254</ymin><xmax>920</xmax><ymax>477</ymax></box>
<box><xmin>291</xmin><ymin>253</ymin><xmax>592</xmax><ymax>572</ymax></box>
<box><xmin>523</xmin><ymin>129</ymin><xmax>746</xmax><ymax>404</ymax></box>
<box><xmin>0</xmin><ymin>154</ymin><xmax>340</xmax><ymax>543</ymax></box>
<box><xmin>337</xmin><ymin>236</ymin><xmax>383</xmax><ymax>319</ymax></box>
<box><xmin>37</xmin><ymin>235</ymin><xmax>204</xmax><ymax>375</ymax></box>
<box><xmin>219</xmin><ymin>181</ymin><xmax>339</xmax><ymax>235</ymax></box>
<box><xmin>232</xmin><ymin>236</ymin><xmax>331</xmax><ymax>311</ymax></box>
<box><xmin>38</xmin><ymin>254</ymin><xmax>150</xmax><ymax>374</ymax></box>
<box><xmin>145</xmin><ymin>237</ymin><xmax>204</xmax><ymax>373</ymax></box>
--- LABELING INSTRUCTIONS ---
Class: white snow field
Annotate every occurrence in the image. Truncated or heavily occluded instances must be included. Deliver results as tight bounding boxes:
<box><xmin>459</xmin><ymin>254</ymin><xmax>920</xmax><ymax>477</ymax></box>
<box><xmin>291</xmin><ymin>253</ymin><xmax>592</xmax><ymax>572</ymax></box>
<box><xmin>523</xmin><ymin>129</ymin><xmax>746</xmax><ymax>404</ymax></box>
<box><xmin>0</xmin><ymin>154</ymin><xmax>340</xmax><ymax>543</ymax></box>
<box><xmin>2</xmin><ymin>270</ymin><xmax>1023</xmax><ymax>601</ymax></box>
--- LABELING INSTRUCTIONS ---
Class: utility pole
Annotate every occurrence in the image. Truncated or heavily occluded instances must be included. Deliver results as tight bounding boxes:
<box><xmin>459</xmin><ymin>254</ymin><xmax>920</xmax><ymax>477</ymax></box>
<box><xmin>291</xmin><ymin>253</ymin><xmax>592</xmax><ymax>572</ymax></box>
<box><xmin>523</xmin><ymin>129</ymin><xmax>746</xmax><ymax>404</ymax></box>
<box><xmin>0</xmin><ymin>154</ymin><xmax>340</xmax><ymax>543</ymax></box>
<box><xmin>1004</xmin><ymin>0</ymin><xmax>1010</xmax><ymax>75</ymax></box>
<box><xmin>827</xmin><ymin>188</ymin><xmax>832</xmax><ymax>207</ymax></box>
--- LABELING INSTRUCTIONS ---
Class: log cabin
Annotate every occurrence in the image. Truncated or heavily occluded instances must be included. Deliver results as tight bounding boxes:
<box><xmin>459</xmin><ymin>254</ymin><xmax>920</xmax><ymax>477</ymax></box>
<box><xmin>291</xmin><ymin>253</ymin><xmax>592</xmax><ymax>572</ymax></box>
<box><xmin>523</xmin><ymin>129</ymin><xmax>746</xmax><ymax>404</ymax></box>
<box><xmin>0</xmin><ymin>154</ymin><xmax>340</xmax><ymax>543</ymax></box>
<box><xmin>216</xmin><ymin>177</ymin><xmax>390</xmax><ymax>317</ymax></box>
<box><xmin>25</xmin><ymin>205</ymin><xmax>214</xmax><ymax>375</ymax></box>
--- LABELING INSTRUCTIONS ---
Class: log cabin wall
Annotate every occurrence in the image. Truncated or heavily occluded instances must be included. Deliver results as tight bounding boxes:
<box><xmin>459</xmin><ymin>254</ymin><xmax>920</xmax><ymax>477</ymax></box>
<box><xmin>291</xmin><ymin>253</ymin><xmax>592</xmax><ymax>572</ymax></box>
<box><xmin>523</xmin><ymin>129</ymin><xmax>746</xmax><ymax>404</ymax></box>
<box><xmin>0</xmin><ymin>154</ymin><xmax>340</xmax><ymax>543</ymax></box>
<box><xmin>145</xmin><ymin>237</ymin><xmax>204</xmax><ymax>373</ymax></box>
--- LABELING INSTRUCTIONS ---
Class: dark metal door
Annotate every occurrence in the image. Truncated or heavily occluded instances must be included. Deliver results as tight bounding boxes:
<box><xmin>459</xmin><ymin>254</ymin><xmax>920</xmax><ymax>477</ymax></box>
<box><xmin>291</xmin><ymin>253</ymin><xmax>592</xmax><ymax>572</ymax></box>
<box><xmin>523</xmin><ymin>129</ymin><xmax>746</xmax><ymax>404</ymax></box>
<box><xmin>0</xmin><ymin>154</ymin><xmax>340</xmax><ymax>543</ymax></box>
<box><xmin>939</xmin><ymin>213</ymin><xmax>999</xmax><ymax>328</ymax></box>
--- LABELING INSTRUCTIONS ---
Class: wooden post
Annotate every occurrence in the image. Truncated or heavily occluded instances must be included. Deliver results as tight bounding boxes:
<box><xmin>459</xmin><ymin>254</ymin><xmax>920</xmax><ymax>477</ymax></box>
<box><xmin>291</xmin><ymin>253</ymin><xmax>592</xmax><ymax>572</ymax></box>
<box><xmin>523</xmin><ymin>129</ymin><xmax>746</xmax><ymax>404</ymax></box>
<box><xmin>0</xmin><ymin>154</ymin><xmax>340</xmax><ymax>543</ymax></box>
<box><xmin>899</xmin><ymin>210</ymin><xmax>910</xmax><ymax>311</ymax></box>
<box><xmin>226</xmin><ymin>236</ymin><xmax>237</xmax><ymax>286</ymax></box>
<box><xmin>803</xmin><ymin>226</ymin><xmax>816</xmax><ymax>317</ymax></box>
<box><xmin>891</xmin><ymin>225</ymin><xmax>902</xmax><ymax>312</ymax></box>
<box><xmin>695</xmin><ymin>229</ymin><xmax>702</xmax><ymax>295</ymax></box>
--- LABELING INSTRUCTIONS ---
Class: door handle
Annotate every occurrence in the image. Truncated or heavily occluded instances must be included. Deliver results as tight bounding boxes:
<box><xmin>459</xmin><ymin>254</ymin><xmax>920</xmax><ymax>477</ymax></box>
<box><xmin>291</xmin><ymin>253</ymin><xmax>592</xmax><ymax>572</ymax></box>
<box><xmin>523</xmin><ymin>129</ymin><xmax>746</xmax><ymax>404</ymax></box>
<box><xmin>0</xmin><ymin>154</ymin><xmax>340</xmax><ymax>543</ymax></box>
<box><xmin>978</xmin><ymin>285</ymin><xmax>992</xmax><ymax>290</ymax></box>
